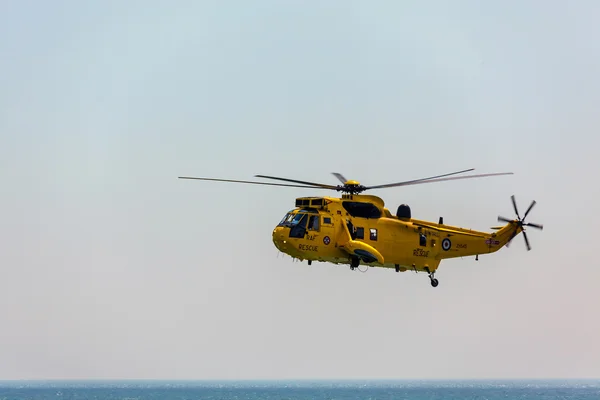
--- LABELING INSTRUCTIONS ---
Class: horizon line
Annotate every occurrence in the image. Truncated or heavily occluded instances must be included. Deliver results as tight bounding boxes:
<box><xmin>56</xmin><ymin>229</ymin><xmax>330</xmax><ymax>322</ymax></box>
<box><xmin>1</xmin><ymin>378</ymin><xmax>599</xmax><ymax>382</ymax></box>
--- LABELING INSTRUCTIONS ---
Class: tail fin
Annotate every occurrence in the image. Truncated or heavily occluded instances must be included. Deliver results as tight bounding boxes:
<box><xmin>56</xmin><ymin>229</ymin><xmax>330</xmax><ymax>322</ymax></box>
<box><xmin>492</xmin><ymin>221</ymin><xmax>521</xmax><ymax>248</ymax></box>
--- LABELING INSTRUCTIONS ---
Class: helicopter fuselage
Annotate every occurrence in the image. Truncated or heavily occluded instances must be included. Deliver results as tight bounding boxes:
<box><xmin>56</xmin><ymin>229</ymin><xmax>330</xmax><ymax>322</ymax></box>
<box><xmin>272</xmin><ymin>194</ymin><xmax>521</xmax><ymax>274</ymax></box>
<box><xmin>178</xmin><ymin>170</ymin><xmax>541</xmax><ymax>287</ymax></box>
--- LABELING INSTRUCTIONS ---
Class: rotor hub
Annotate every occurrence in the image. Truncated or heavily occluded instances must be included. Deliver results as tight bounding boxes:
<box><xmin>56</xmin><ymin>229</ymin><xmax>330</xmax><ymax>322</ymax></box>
<box><xmin>497</xmin><ymin>195</ymin><xmax>544</xmax><ymax>251</ymax></box>
<box><xmin>338</xmin><ymin>180</ymin><xmax>367</xmax><ymax>194</ymax></box>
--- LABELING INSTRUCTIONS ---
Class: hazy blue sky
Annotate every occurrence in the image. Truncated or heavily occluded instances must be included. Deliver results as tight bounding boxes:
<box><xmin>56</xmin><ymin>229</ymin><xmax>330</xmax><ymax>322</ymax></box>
<box><xmin>1</xmin><ymin>0</ymin><xmax>599</xmax><ymax>380</ymax></box>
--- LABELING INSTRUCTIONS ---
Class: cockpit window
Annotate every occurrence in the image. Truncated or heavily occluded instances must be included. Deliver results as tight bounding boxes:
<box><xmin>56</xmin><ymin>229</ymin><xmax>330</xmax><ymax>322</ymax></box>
<box><xmin>289</xmin><ymin>213</ymin><xmax>308</xmax><ymax>238</ymax></box>
<box><xmin>278</xmin><ymin>211</ymin><xmax>321</xmax><ymax>232</ymax></box>
<box><xmin>291</xmin><ymin>213</ymin><xmax>306</xmax><ymax>225</ymax></box>
<box><xmin>278</xmin><ymin>211</ymin><xmax>296</xmax><ymax>227</ymax></box>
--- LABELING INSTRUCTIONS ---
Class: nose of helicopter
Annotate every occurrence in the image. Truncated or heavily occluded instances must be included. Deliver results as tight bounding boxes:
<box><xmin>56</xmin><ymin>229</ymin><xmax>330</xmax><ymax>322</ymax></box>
<box><xmin>272</xmin><ymin>226</ymin><xmax>288</xmax><ymax>252</ymax></box>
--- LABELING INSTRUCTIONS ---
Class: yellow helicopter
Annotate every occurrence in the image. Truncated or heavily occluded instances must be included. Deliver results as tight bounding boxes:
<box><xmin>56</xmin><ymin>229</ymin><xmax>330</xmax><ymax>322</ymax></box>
<box><xmin>178</xmin><ymin>168</ymin><xmax>543</xmax><ymax>287</ymax></box>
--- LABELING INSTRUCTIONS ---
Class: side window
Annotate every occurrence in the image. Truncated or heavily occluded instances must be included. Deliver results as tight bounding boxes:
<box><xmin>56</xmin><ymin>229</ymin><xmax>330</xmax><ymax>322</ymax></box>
<box><xmin>356</xmin><ymin>227</ymin><xmax>364</xmax><ymax>239</ymax></box>
<box><xmin>323</xmin><ymin>217</ymin><xmax>332</xmax><ymax>224</ymax></box>
<box><xmin>308</xmin><ymin>215</ymin><xmax>320</xmax><ymax>231</ymax></box>
<box><xmin>419</xmin><ymin>234</ymin><xmax>427</xmax><ymax>247</ymax></box>
<box><xmin>370</xmin><ymin>228</ymin><xmax>377</xmax><ymax>241</ymax></box>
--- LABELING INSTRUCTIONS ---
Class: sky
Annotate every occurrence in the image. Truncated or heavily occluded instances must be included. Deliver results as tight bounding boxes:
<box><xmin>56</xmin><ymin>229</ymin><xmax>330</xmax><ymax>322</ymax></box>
<box><xmin>1</xmin><ymin>0</ymin><xmax>600</xmax><ymax>380</ymax></box>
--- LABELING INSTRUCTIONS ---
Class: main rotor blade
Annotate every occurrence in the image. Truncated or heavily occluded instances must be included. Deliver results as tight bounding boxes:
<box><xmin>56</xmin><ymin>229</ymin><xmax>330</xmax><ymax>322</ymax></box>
<box><xmin>523</xmin><ymin>200</ymin><xmax>536</xmax><ymax>220</ymax></box>
<box><xmin>364</xmin><ymin>168</ymin><xmax>475</xmax><ymax>190</ymax></box>
<box><xmin>254</xmin><ymin>175</ymin><xmax>338</xmax><ymax>189</ymax></box>
<box><xmin>331</xmin><ymin>172</ymin><xmax>348</xmax><ymax>184</ymax></box>
<box><xmin>366</xmin><ymin>172</ymin><xmax>513</xmax><ymax>190</ymax></box>
<box><xmin>511</xmin><ymin>195</ymin><xmax>520</xmax><ymax>219</ymax></box>
<box><xmin>178</xmin><ymin>176</ymin><xmax>332</xmax><ymax>189</ymax></box>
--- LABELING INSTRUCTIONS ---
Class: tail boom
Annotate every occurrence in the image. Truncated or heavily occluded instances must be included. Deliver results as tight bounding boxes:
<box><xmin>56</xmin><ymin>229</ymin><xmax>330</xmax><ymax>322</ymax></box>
<box><xmin>436</xmin><ymin>221</ymin><xmax>521</xmax><ymax>260</ymax></box>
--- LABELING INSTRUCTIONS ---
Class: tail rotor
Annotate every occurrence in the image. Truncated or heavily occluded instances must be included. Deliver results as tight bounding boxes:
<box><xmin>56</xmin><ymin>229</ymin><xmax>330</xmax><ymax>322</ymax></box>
<box><xmin>498</xmin><ymin>195</ymin><xmax>544</xmax><ymax>251</ymax></box>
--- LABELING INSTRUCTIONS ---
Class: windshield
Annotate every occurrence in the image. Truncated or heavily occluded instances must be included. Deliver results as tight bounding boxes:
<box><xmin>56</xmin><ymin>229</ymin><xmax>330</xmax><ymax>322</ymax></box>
<box><xmin>278</xmin><ymin>211</ymin><xmax>296</xmax><ymax>227</ymax></box>
<box><xmin>291</xmin><ymin>213</ymin><xmax>306</xmax><ymax>225</ymax></box>
<box><xmin>278</xmin><ymin>211</ymin><xmax>315</xmax><ymax>228</ymax></box>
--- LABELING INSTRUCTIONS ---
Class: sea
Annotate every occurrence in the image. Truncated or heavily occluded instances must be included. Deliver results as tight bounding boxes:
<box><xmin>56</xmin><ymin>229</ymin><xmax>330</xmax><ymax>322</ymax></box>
<box><xmin>0</xmin><ymin>380</ymin><xmax>599</xmax><ymax>400</ymax></box>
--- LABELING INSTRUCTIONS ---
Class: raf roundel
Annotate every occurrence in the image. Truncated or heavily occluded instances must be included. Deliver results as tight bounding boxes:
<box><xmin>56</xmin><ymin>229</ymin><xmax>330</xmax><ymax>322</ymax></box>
<box><xmin>323</xmin><ymin>236</ymin><xmax>331</xmax><ymax>245</ymax></box>
<box><xmin>441</xmin><ymin>238</ymin><xmax>452</xmax><ymax>251</ymax></box>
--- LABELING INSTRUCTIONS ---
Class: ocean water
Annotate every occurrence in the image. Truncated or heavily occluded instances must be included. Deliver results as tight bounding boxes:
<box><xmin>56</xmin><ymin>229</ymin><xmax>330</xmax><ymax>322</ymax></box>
<box><xmin>0</xmin><ymin>380</ymin><xmax>598</xmax><ymax>400</ymax></box>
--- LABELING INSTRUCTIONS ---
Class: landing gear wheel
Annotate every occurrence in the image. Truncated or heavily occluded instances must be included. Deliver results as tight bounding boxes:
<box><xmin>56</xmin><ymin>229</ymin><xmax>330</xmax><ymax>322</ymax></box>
<box><xmin>395</xmin><ymin>264</ymin><xmax>400</xmax><ymax>273</ymax></box>
<box><xmin>350</xmin><ymin>257</ymin><xmax>359</xmax><ymax>271</ymax></box>
<box><xmin>427</xmin><ymin>270</ymin><xmax>439</xmax><ymax>288</ymax></box>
